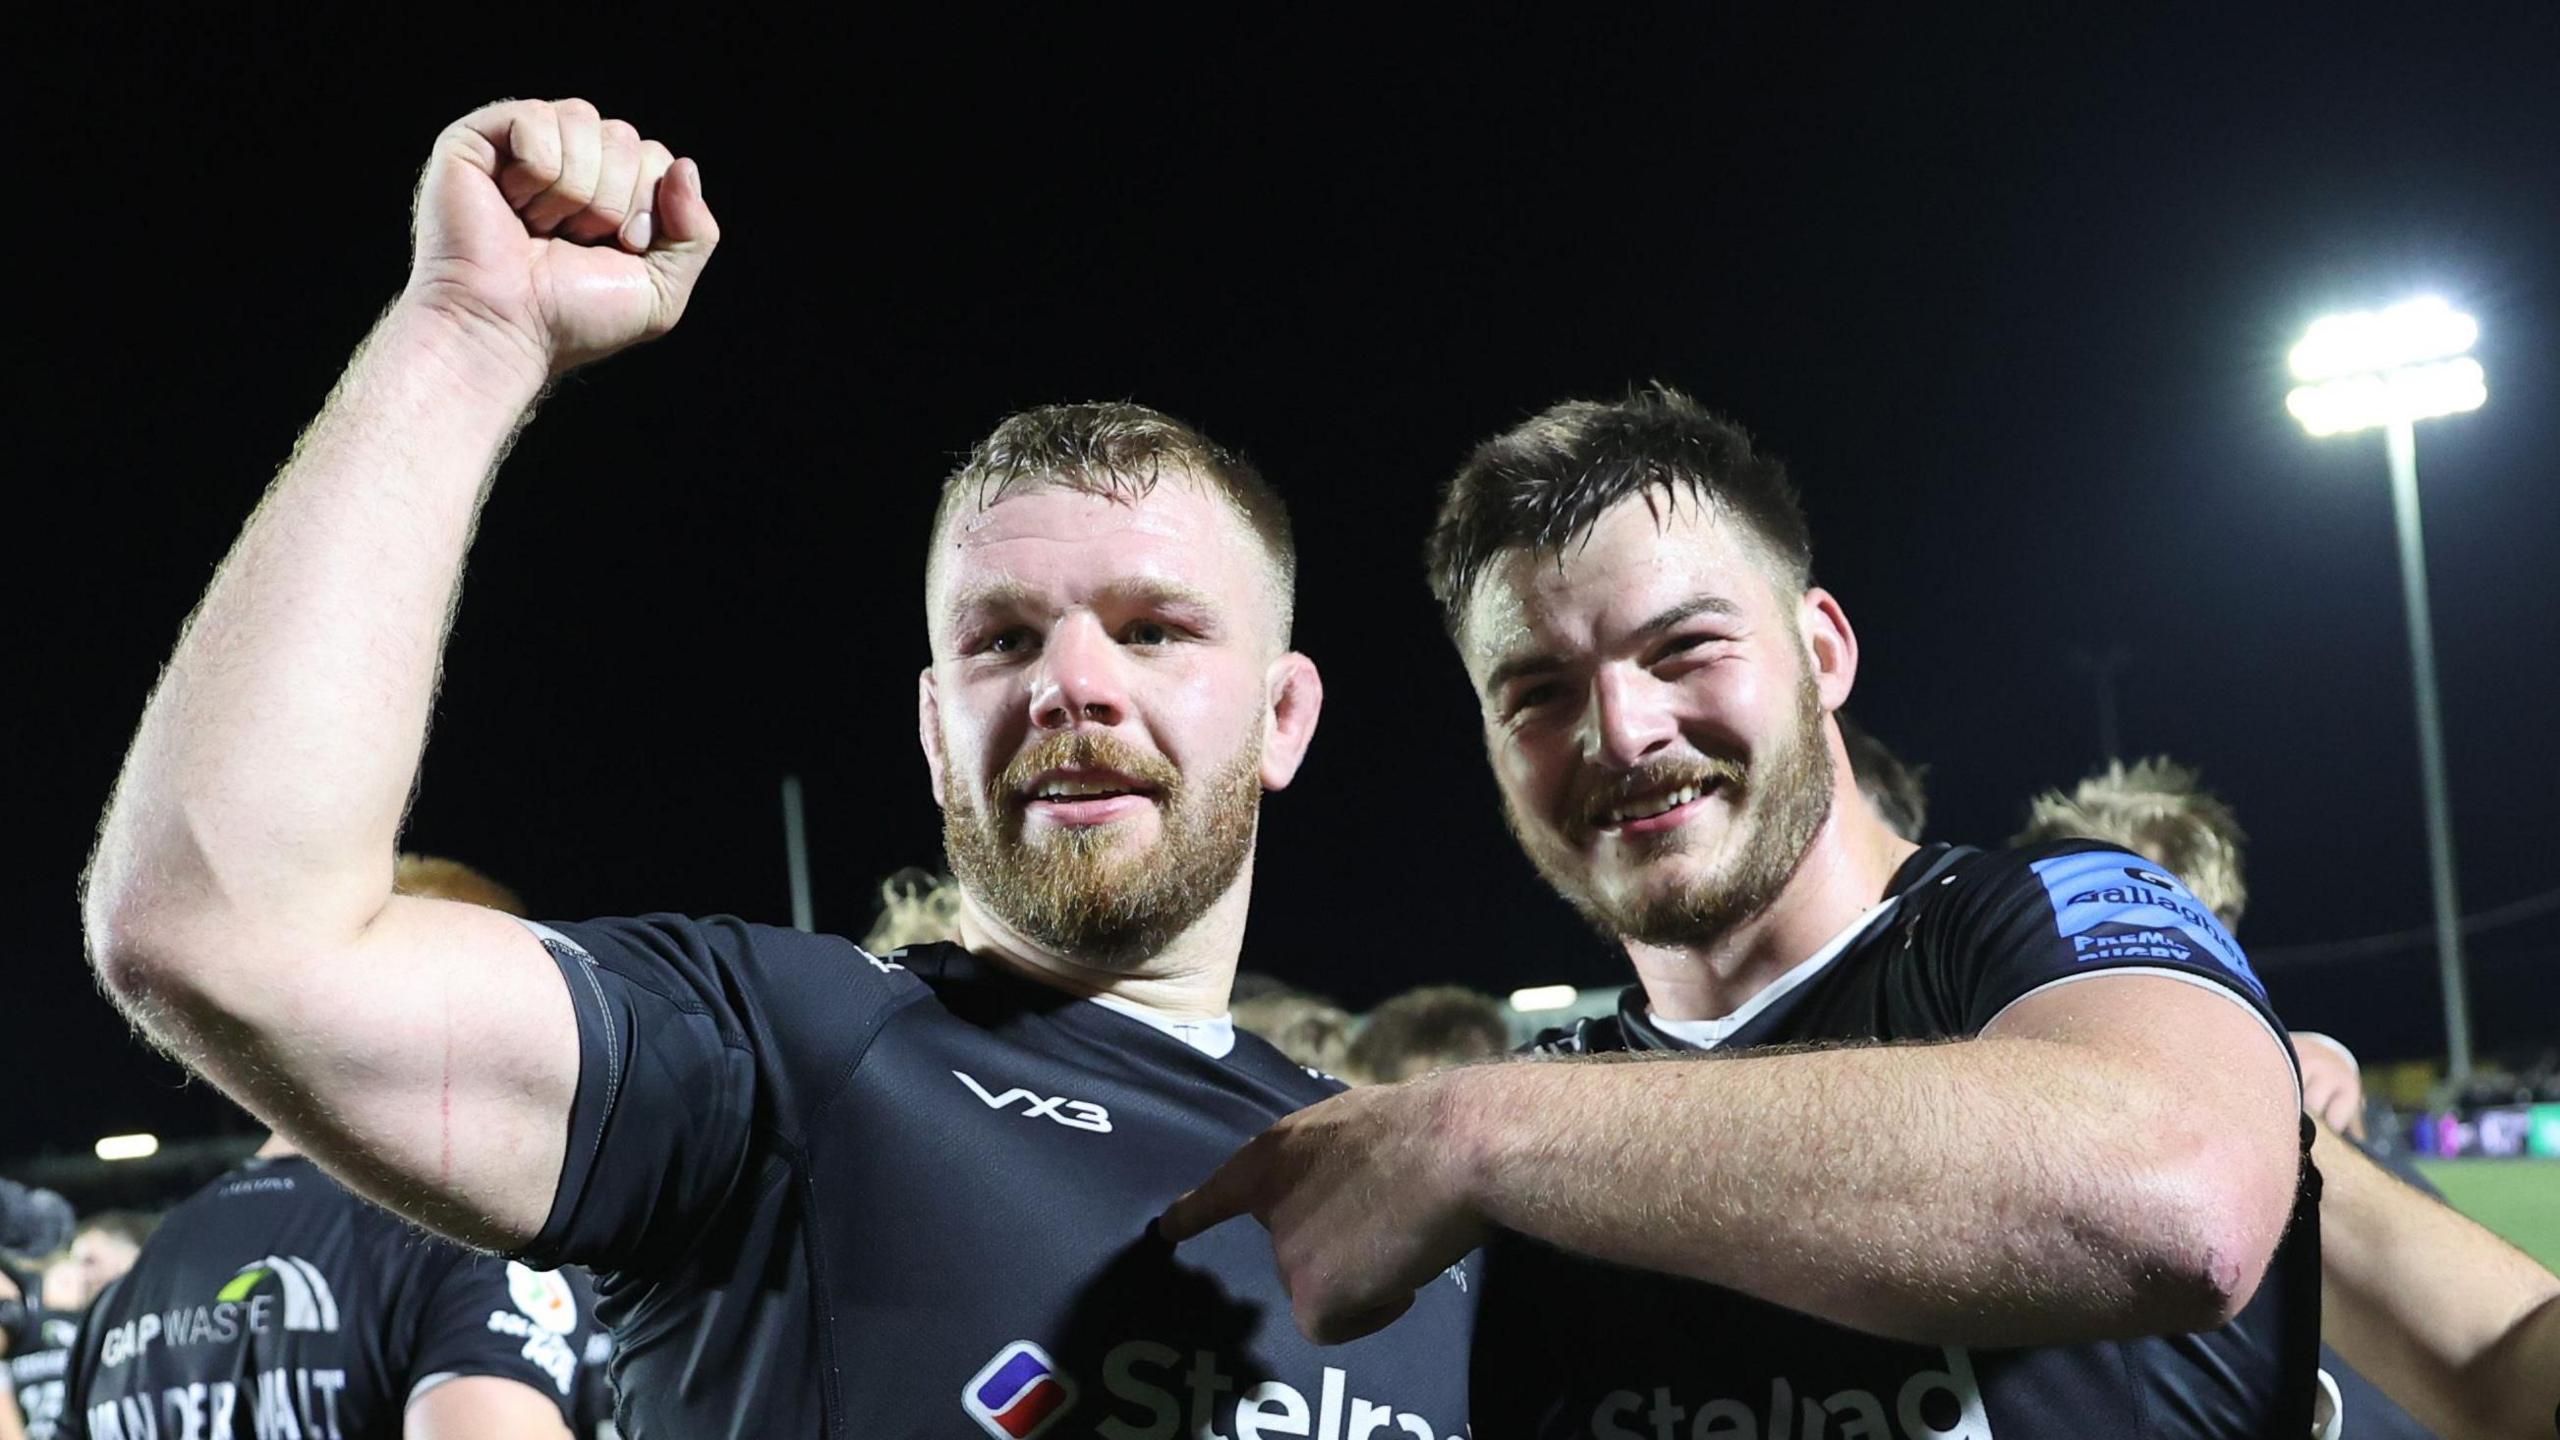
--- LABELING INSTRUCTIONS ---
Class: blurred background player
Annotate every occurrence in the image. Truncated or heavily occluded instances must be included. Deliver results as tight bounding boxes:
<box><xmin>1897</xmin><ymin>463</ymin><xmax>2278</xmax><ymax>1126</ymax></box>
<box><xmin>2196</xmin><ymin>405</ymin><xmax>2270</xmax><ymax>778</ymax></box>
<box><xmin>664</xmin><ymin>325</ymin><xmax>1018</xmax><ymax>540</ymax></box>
<box><xmin>1231</xmin><ymin>982</ymin><xmax>1361</xmax><ymax>1077</ymax></box>
<box><xmin>1839</xmin><ymin>713</ymin><xmax>1928</xmax><ymax>843</ymax></box>
<box><xmin>859</xmin><ymin>868</ymin><xmax>961</xmax><ymax>953</ymax></box>
<box><xmin>2</xmin><ymin>1213</ymin><xmax>151</xmax><ymax>1440</ymax></box>
<box><xmin>1344</xmin><ymin>986</ymin><xmax>1512</xmax><ymax>1084</ymax></box>
<box><xmin>59</xmin><ymin>1134</ymin><xmax>584</xmax><ymax>1440</ymax></box>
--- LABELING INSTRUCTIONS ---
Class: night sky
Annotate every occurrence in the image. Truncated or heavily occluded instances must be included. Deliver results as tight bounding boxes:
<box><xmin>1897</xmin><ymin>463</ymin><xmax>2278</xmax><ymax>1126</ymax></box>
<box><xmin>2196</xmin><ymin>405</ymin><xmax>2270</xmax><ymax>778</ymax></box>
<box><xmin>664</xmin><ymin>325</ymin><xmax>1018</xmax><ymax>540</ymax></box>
<box><xmin>11</xmin><ymin>10</ymin><xmax>2558</xmax><ymax>1162</ymax></box>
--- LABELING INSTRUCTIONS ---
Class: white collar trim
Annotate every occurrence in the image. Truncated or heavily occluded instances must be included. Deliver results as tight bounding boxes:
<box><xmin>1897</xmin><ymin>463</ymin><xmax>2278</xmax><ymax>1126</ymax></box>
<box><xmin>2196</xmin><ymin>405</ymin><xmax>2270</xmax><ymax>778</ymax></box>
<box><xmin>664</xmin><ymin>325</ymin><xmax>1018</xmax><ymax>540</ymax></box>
<box><xmin>1648</xmin><ymin>895</ymin><xmax>1902</xmax><ymax>1050</ymax></box>
<box><xmin>1089</xmin><ymin>992</ymin><xmax>1238</xmax><ymax>1059</ymax></box>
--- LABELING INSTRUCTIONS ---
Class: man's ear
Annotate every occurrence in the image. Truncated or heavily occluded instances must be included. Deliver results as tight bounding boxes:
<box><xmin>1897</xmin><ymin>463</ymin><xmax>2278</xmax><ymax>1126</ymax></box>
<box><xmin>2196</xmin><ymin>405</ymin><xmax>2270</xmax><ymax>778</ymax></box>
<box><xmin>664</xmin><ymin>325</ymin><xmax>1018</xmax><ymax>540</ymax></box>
<box><xmin>918</xmin><ymin>667</ymin><xmax>948</xmax><ymax>807</ymax></box>
<box><xmin>1801</xmin><ymin>587</ymin><xmax>1859</xmax><ymax>713</ymax></box>
<box><xmin>1259</xmin><ymin>652</ymin><xmax>1325</xmax><ymax>792</ymax></box>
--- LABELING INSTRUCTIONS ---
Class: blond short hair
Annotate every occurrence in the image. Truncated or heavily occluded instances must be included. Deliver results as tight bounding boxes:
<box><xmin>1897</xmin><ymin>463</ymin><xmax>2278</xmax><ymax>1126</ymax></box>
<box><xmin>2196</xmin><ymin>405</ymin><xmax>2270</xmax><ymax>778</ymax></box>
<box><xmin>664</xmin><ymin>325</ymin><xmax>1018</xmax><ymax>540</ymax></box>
<box><xmin>864</xmin><ymin>869</ymin><xmax>963</xmax><ymax>953</ymax></box>
<box><xmin>392</xmin><ymin>854</ymin><xmax>527</xmax><ymax>917</ymax></box>
<box><xmin>2016</xmin><ymin>758</ymin><xmax>2248</xmax><ymax>928</ymax></box>
<box><xmin>929</xmin><ymin>402</ymin><xmax>1296</xmax><ymax>640</ymax></box>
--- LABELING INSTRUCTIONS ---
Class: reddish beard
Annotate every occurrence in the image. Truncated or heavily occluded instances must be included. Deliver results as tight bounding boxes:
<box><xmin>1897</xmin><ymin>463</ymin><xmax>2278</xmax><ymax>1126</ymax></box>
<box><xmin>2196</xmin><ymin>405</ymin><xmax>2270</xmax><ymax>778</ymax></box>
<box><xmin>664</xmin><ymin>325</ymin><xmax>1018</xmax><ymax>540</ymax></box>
<box><xmin>941</xmin><ymin>728</ymin><xmax>1264</xmax><ymax>966</ymax></box>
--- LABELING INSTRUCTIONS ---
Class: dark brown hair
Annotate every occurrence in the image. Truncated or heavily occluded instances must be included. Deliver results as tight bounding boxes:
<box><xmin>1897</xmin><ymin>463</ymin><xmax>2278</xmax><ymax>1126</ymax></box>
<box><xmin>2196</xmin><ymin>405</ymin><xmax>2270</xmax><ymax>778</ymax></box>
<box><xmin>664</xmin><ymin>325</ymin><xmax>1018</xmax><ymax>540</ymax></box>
<box><xmin>1426</xmin><ymin>383</ymin><xmax>1811</xmax><ymax>637</ymax></box>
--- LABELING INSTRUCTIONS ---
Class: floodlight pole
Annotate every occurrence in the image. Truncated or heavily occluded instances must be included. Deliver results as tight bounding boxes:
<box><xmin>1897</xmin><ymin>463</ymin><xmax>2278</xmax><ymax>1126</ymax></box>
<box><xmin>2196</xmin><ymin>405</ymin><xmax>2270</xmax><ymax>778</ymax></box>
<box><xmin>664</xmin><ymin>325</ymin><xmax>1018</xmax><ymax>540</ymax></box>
<box><xmin>2382</xmin><ymin>418</ymin><xmax>2474</xmax><ymax>1086</ymax></box>
<box><xmin>782</xmin><ymin>774</ymin><xmax>815</xmax><ymax>933</ymax></box>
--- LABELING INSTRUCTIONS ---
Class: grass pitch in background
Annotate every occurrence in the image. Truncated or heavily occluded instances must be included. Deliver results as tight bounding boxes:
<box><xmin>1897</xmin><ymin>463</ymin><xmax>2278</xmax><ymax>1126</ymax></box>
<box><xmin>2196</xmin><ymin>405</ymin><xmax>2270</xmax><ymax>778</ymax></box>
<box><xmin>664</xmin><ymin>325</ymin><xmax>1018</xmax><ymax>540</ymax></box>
<box><xmin>2417</xmin><ymin>1160</ymin><xmax>2560</xmax><ymax>1269</ymax></box>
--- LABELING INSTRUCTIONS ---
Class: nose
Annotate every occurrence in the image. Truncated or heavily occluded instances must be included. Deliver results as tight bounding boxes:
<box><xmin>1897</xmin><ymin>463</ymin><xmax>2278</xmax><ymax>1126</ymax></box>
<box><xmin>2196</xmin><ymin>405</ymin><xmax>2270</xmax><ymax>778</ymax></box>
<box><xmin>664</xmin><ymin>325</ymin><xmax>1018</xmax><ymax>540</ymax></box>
<box><xmin>1027</xmin><ymin>612</ymin><xmax>1131</xmax><ymax>731</ymax></box>
<box><xmin>1582</xmin><ymin>665</ymin><xmax>1677</xmax><ymax>770</ymax></box>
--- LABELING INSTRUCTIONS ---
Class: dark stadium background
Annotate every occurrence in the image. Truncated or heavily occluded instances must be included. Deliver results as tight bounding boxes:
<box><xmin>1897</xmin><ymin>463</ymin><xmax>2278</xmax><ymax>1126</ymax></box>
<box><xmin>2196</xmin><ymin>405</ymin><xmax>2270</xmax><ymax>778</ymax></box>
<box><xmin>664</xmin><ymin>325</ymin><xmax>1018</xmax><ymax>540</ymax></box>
<box><xmin>8</xmin><ymin>10</ymin><xmax>2557</xmax><ymax>1164</ymax></box>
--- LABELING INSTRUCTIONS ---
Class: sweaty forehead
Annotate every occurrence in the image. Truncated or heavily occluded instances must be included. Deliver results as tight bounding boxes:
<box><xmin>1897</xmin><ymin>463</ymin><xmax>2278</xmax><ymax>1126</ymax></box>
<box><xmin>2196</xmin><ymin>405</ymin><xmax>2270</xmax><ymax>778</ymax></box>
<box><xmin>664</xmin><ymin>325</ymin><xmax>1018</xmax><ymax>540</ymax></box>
<box><xmin>927</xmin><ymin>483</ymin><xmax>1271</xmax><ymax>630</ymax></box>
<box><xmin>1459</xmin><ymin>499</ymin><xmax>1781</xmax><ymax>672</ymax></box>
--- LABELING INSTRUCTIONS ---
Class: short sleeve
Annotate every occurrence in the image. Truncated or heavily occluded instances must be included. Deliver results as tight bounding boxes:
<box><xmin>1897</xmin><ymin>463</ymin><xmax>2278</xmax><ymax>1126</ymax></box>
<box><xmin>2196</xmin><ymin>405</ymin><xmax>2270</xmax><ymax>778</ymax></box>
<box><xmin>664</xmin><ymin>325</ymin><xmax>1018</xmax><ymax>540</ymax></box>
<box><xmin>1914</xmin><ymin>844</ymin><xmax>2288</xmax><ymax>1050</ymax></box>
<box><xmin>513</xmin><ymin>915</ymin><xmax>919</xmax><ymax>1274</ymax></box>
<box><xmin>401</xmin><ymin>1253</ymin><xmax>584</xmax><ymax>1419</ymax></box>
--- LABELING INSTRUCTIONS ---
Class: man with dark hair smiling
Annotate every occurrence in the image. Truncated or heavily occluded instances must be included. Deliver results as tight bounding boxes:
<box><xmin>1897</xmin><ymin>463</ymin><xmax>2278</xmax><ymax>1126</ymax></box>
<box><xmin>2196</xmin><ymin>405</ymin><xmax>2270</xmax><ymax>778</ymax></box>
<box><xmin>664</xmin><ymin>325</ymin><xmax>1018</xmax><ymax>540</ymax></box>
<box><xmin>1166</xmin><ymin>385</ymin><xmax>2317</xmax><ymax>1437</ymax></box>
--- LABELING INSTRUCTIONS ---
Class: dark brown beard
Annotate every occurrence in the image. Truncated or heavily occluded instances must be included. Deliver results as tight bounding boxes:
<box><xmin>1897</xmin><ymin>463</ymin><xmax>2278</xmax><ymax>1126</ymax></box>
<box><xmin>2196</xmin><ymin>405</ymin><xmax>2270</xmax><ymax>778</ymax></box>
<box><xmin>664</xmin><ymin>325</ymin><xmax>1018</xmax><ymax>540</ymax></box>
<box><xmin>941</xmin><ymin>728</ymin><xmax>1263</xmax><ymax>967</ymax></box>
<box><xmin>1512</xmin><ymin>663</ymin><xmax>1835</xmax><ymax>948</ymax></box>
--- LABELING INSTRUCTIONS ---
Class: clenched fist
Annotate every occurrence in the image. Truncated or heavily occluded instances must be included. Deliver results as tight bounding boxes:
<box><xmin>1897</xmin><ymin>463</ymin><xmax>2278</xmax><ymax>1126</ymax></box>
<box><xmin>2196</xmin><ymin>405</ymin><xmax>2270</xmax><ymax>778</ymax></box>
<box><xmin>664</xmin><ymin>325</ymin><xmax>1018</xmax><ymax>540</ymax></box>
<box><xmin>404</xmin><ymin>98</ymin><xmax>719</xmax><ymax>384</ymax></box>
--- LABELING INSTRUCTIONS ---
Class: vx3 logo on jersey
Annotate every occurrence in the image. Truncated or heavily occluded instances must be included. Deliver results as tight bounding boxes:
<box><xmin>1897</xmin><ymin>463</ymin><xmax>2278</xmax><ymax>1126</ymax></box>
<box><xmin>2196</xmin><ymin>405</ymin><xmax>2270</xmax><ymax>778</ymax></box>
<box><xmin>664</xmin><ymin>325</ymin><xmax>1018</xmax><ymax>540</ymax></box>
<box><xmin>953</xmin><ymin>1070</ymin><xmax>1114</xmax><ymax>1133</ymax></box>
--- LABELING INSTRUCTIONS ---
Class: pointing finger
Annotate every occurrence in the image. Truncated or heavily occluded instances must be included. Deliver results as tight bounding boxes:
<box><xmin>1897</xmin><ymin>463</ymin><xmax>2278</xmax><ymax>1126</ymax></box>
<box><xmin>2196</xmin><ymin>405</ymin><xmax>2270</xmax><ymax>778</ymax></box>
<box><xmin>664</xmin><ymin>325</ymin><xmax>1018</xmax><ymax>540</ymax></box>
<box><xmin>1156</xmin><ymin>1155</ymin><xmax>1259</xmax><ymax>1244</ymax></box>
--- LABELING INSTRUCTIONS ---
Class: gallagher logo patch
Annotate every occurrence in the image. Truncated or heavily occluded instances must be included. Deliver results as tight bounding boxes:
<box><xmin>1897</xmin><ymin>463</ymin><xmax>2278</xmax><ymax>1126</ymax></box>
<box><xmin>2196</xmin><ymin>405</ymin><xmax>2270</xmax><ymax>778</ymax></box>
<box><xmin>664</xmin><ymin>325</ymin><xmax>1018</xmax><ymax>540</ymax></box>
<box><xmin>2028</xmin><ymin>849</ymin><xmax>2264</xmax><ymax>998</ymax></box>
<box><xmin>963</xmin><ymin>1341</ymin><xmax>1075</xmax><ymax>1439</ymax></box>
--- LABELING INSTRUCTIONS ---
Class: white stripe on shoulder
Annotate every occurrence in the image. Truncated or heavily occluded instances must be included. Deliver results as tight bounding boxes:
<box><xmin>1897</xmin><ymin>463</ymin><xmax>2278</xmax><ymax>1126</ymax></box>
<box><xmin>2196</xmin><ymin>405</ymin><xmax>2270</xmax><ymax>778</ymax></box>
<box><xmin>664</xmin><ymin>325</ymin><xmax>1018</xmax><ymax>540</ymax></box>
<box><xmin>1985</xmin><ymin>965</ymin><xmax>2301</xmax><ymax>1106</ymax></box>
<box><xmin>515</xmin><ymin>919</ymin><xmax>590</xmax><ymax>957</ymax></box>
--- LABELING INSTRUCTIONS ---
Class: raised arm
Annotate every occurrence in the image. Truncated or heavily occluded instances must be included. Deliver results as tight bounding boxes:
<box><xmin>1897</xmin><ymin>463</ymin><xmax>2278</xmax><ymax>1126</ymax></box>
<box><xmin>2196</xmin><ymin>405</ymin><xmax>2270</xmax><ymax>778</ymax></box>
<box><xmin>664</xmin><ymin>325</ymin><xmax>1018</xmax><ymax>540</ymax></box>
<box><xmin>81</xmin><ymin>98</ymin><xmax>719</xmax><ymax>1249</ymax></box>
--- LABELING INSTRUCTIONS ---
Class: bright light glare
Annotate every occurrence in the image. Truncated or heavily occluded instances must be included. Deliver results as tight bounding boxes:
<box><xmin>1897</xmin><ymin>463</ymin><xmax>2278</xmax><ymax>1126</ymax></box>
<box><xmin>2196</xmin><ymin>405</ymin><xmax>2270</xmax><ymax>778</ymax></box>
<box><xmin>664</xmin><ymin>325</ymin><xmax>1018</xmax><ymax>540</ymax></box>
<box><xmin>2286</xmin><ymin>357</ymin><xmax>2486</xmax><ymax>437</ymax></box>
<box><xmin>94</xmin><ymin>1133</ymin><xmax>160</xmax><ymax>1162</ymax></box>
<box><xmin>2289</xmin><ymin>297</ymin><xmax>2478</xmax><ymax>382</ymax></box>
<box><xmin>1508</xmin><ymin>984</ymin><xmax>1580</xmax><ymax>1013</ymax></box>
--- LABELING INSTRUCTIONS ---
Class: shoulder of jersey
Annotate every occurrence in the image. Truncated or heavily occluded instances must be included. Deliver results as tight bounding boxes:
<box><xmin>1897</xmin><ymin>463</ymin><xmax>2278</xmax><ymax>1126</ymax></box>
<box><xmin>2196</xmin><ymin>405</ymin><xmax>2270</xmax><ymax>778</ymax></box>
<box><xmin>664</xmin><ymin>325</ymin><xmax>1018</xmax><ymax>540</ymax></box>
<box><xmin>1902</xmin><ymin>840</ymin><xmax>2056</xmax><ymax>910</ymax></box>
<box><xmin>1522</xmin><ymin>1014</ymin><xmax>1615</xmax><ymax>1056</ymax></box>
<box><xmin>867</xmin><ymin>939</ymin><xmax>979</xmax><ymax>986</ymax></box>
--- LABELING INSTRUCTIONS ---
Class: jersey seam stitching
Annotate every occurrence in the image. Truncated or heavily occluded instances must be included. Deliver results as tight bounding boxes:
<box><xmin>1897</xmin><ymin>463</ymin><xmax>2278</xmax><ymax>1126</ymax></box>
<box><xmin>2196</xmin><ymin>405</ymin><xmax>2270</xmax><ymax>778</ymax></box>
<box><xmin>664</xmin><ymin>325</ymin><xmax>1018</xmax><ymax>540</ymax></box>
<box><xmin>786</xmin><ymin>983</ymin><xmax>930</xmax><ymax>1436</ymax></box>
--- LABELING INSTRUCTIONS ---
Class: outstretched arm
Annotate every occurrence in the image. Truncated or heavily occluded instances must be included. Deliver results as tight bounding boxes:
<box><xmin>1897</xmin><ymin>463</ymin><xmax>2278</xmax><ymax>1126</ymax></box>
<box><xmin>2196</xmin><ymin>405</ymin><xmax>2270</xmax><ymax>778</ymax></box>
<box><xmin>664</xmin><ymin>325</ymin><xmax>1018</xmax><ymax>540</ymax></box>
<box><xmin>1168</xmin><ymin>973</ymin><xmax>2300</xmax><ymax>1347</ymax></box>
<box><xmin>82</xmin><ymin>98</ymin><xmax>719</xmax><ymax>1249</ymax></box>
<box><xmin>2315</xmin><ymin>1121</ymin><xmax>2560</xmax><ymax>1440</ymax></box>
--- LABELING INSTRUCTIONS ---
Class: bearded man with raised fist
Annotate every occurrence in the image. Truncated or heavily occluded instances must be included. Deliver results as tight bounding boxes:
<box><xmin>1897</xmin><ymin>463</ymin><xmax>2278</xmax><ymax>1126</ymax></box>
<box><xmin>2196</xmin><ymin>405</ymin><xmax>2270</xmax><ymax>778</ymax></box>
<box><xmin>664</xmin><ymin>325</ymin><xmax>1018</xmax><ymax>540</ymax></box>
<box><xmin>82</xmin><ymin>99</ymin><xmax>1475</xmax><ymax>1439</ymax></box>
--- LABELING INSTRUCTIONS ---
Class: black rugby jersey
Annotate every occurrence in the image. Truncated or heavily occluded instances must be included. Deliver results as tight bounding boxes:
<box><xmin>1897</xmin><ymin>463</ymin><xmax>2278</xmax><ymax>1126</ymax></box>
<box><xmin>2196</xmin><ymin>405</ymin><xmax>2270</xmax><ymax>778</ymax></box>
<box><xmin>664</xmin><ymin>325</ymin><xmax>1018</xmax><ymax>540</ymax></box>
<box><xmin>1474</xmin><ymin>841</ymin><xmax>2321</xmax><ymax>1440</ymax></box>
<box><xmin>516</xmin><ymin>921</ymin><xmax>1477</xmax><ymax>1439</ymax></box>
<box><xmin>58</xmin><ymin>1156</ymin><xmax>582</xmax><ymax>1440</ymax></box>
<box><xmin>6</xmin><ymin>1302</ymin><xmax>81</xmax><ymax>1439</ymax></box>
<box><xmin>554</xmin><ymin>1267</ymin><xmax>616</xmax><ymax>1438</ymax></box>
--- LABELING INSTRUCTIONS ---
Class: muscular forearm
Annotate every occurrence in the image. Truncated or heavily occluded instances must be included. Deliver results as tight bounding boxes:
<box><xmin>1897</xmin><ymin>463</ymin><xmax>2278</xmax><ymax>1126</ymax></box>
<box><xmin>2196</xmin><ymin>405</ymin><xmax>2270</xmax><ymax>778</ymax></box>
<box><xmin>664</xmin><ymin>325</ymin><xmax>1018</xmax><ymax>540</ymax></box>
<box><xmin>2314</xmin><ymin>1123</ymin><xmax>2560</xmax><ymax>1440</ymax></box>
<box><xmin>85</xmin><ymin>299</ymin><xmax>544</xmax><ymax>1003</ymax></box>
<box><xmin>1443</xmin><ymin>1038</ymin><xmax>2273</xmax><ymax>1347</ymax></box>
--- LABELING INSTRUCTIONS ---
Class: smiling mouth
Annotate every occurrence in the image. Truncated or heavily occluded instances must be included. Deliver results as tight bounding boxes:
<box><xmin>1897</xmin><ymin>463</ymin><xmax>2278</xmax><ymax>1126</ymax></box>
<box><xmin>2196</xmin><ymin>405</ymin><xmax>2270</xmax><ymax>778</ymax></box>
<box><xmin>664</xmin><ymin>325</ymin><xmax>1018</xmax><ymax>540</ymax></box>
<box><xmin>1020</xmin><ymin>768</ymin><xmax>1163</xmax><ymax>809</ymax></box>
<box><xmin>1593</xmin><ymin>780</ymin><xmax>1721</xmax><ymax>831</ymax></box>
<box><xmin>1032</xmin><ymin>778</ymin><xmax>1146</xmax><ymax>801</ymax></box>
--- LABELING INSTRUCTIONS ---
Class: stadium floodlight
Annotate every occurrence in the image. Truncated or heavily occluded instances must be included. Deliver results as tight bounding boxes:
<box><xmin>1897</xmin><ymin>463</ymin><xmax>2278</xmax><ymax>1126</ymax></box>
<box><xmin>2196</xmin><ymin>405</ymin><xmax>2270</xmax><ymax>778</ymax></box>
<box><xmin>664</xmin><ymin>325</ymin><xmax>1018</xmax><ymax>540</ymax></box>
<box><xmin>2285</xmin><ymin>296</ymin><xmax>2485</xmax><ymax>1086</ymax></box>
<box><xmin>2286</xmin><ymin>297</ymin><xmax>2486</xmax><ymax>437</ymax></box>
<box><xmin>1508</xmin><ymin>984</ymin><xmax>1580</xmax><ymax>1013</ymax></box>
<box><xmin>94</xmin><ymin>1133</ymin><xmax>160</xmax><ymax>1162</ymax></box>
<box><xmin>2288</xmin><ymin>296</ymin><xmax>2477</xmax><ymax>380</ymax></box>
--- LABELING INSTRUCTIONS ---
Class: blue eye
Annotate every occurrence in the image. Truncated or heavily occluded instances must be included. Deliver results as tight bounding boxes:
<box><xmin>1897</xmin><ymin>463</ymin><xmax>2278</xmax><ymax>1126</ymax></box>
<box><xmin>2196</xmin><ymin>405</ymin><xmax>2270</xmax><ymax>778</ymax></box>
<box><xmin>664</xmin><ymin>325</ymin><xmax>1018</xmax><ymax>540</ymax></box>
<box><xmin>1124</xmin><ymin>621</ymin><xmax>1173</xmax><ymax>646</ymax></box>
<box><xmin>985</xmin><ymin>627</ymin><xmax>1036</xmax><ymax>655</ymax></box>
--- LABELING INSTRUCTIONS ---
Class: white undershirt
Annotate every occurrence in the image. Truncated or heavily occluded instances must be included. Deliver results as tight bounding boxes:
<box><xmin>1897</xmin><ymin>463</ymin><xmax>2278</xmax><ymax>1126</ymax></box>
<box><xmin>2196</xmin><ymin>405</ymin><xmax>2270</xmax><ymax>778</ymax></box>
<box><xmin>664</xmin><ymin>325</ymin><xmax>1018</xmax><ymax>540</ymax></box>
<box><xmin>1089</xmin><ymin>992</ymin><xmax>1239</xmax><ymax>1059</ymax></box>
<box><xmin>1642</xmin><ymin>895</ymin><xmax>2301</xmax><ymax>1102</ymax></box>
<box><xmin>1648</xmin><ymin>896</ymin><xmax>1902</xmax><ymax>1050</ymax></box>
